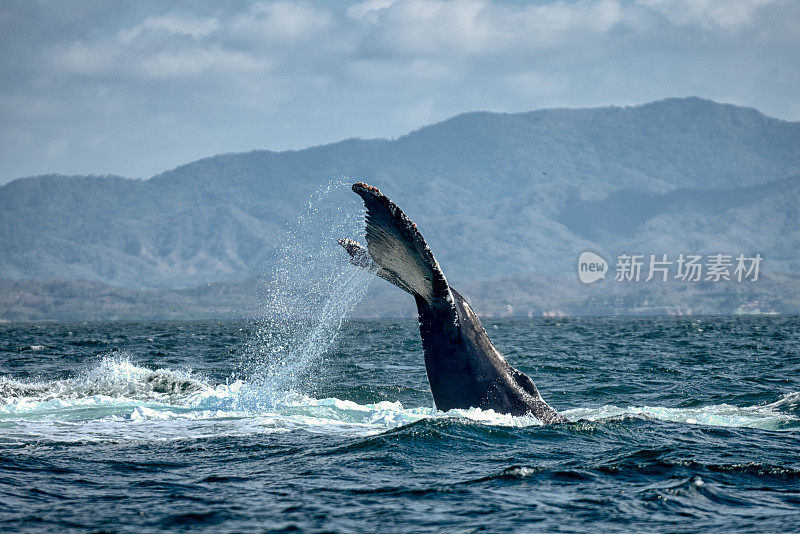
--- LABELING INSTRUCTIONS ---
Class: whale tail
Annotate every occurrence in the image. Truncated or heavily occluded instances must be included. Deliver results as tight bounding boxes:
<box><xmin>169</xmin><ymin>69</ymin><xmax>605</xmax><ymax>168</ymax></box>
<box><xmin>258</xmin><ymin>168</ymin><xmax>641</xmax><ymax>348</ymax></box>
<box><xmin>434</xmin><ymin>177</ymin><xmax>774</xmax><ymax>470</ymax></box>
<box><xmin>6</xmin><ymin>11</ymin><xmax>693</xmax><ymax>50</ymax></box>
<box><xmin>340</xmin><ymin>181</ymin><xmax>566</xmax><ymax>423</ymax></box>
<box><xmin>340</xmin><ymin>182</ymin><xmax>452</xmax><ymax>308</ymax></box>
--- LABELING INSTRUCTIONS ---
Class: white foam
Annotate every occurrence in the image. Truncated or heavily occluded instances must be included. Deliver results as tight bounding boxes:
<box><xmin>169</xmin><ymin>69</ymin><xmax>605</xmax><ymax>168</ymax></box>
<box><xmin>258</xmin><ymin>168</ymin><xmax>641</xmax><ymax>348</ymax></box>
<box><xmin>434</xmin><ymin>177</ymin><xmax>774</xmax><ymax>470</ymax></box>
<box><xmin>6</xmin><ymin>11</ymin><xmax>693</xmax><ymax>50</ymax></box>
<box><xmin>0</xmin><ymin>357</ymin><xmax>539</xmax><ymax>442</ymax></box>
<box><xmin>564</xmin><ymin>401</ymin><xmax>797</xmax><ymax>430</ymax></box>
<box><xmin>1</xmin><ymin>358</ymin><xmax>797</xmax><ymax>444</ymax></box>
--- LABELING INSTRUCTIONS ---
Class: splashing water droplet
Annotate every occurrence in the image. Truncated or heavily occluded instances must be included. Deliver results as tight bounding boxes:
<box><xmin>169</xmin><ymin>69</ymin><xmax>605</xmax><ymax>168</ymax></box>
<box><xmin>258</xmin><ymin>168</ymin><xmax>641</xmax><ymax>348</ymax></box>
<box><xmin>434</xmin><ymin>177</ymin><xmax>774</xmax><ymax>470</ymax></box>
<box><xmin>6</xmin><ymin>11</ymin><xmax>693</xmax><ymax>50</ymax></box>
<box><xmin>238</xmin><ymin>180</ymin><xmax>373</xmax><ymax>410</ymax></box>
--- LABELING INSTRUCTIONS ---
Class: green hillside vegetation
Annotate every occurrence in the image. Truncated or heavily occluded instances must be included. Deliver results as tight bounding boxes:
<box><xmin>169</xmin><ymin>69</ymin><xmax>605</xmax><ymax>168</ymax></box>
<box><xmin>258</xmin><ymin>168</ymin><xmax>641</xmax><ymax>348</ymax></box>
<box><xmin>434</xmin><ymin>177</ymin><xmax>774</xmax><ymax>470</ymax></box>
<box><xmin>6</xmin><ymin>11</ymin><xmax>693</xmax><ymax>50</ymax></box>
<box><xmin>1</xmin><ymin>97</ymin><xmax>798</xmax><ymax>320</ymax></box>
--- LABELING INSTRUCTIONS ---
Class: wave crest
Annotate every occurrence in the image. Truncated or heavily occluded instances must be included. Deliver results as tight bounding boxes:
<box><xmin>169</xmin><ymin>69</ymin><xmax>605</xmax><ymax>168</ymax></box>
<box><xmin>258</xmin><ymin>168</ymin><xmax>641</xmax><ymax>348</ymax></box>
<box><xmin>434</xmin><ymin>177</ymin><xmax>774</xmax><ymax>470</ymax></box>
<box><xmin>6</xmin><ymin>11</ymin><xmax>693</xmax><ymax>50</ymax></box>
<box><xmin>0</xmin><ymin>355</ymin><xmax>209</xmax><ymax>407</ymax></box>
<box><xmin>2</xmin><ymin>357</ymin><xmax>798</xmax><ymax>444</ymax></box>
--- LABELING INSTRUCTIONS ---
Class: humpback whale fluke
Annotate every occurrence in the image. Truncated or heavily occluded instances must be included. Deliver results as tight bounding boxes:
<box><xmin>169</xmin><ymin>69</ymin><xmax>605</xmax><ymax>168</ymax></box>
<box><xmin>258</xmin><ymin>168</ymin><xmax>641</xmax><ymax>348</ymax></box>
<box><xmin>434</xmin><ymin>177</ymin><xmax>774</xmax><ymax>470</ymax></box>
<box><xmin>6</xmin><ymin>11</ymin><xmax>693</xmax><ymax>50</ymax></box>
<box><xmin>340</xmin><ymin>182</ymin><xmax>567</xmax><ymax>424</ymax></box>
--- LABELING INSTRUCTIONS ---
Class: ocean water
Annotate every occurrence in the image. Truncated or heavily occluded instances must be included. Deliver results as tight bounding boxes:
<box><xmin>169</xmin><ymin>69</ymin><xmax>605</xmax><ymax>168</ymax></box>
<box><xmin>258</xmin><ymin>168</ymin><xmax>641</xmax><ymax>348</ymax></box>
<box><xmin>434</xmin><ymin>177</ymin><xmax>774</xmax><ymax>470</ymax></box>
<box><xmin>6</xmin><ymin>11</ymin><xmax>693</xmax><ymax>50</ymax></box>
<box><xmin>1</xmin><ymin>316</ymin><xmax>799</xmax><ymax>532</ymax></box>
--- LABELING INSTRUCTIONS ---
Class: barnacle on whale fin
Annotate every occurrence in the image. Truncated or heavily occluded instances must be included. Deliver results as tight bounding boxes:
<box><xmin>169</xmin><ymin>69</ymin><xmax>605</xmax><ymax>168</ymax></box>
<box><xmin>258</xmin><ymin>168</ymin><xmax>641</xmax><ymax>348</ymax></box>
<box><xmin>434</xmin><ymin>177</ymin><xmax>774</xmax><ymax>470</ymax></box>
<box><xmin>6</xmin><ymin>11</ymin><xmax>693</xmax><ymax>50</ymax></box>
<box><xmin>353</xmin><ymin>182</ymin><xmax>381</xmax><ymax>195</ymax></box>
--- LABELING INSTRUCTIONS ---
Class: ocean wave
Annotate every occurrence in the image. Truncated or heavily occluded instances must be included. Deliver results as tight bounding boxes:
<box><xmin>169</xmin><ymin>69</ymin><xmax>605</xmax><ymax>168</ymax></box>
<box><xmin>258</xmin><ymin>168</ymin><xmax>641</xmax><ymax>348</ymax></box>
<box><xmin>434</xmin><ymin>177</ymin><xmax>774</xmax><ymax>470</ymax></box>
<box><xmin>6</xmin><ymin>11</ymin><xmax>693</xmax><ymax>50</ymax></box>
<box><xmin>564</xmin><ymin>401</ymin><xmax>799</xmax><ymax>430</ymax></box>
<box><xmin>1</xmin><ymin>358</ymin><xmax>798</xmax><ymax>445</ymax></box>
<box><xmin>17</xmin><ymin>344</ymin><xmax>47</xmax><ymax>352</ymax></box>
<box><xmin>0</xmin><ymin>355</ymin><xmax>208</xmax><ymax>407</ymax></box>
<box><xmin>762</xmin><ymin>391</ymin><xmax>800</xmax><ymax>415</ymax></box>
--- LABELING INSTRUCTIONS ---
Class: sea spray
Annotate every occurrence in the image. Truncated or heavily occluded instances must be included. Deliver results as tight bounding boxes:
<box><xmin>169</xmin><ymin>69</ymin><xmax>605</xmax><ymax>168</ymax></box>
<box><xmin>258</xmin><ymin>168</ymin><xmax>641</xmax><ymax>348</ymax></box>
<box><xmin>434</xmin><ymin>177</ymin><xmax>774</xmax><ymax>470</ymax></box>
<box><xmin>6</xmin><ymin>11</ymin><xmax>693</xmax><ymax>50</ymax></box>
<box><xmin>238</xmin><ymin>181</ymin><xmax>373</xmax><ymax>409</ymax></box>
<box><xmin>0</xmin><ymin>353</ymin><xmax>208</xmax><ymax>407</ymax></box>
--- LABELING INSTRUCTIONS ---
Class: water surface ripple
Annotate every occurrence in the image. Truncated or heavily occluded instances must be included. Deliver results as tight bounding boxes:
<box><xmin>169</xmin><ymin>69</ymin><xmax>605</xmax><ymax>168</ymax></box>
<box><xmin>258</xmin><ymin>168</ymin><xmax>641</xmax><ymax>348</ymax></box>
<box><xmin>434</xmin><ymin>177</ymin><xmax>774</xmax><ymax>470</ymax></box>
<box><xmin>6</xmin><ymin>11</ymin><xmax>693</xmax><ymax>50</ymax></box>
<box><xmin>1</xmin><ymin>316</ymin><xmax>799</xmax><ymax>532</ymax></box>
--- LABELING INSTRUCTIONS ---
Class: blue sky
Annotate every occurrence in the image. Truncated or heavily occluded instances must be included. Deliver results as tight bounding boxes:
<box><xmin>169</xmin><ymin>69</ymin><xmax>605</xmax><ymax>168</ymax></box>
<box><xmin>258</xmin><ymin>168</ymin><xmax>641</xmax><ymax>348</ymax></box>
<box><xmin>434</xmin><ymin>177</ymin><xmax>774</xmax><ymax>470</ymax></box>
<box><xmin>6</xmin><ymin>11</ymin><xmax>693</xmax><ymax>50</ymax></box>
<box><xmin>1</xmin><ymin>0</ymin><xmax>798</xmax><ymax>183</ymax></box>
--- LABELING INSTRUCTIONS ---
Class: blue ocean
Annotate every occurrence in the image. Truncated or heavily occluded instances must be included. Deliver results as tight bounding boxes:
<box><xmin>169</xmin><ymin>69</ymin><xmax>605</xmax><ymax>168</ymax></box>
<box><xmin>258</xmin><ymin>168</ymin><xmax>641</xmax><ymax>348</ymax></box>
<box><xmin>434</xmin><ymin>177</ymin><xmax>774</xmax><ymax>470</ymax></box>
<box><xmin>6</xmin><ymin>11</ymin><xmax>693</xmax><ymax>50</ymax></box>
<box><xmin>1</xmin><ymin>184</ymin><xmax>799</xmax><ymax>532</ymax></box>
<box><xmin>1</xmin><ymin>315</ymin><xmax>799</xmax><ymax>532</ymax></box>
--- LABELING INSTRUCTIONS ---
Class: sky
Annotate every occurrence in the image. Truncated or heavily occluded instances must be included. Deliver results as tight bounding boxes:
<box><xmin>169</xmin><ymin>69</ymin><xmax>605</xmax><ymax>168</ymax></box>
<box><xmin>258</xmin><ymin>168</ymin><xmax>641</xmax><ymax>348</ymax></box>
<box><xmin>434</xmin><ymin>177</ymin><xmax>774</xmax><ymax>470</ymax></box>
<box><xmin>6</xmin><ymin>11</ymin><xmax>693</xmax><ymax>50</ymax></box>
<box><xmin>1</xmin><ymin>0</ymin><xmax>798</xmax><ymax>183</ymax></box>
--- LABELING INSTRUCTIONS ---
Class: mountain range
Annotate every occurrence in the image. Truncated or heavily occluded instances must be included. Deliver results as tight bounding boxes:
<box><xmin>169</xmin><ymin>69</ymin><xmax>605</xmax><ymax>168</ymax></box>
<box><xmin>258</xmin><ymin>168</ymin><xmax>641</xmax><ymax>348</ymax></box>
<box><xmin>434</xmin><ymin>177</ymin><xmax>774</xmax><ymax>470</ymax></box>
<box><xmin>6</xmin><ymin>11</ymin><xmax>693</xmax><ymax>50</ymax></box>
<box><xmin>1</xmin><ymin>97</ymin><xmax>799</xmax><ymax>319</ymax></box>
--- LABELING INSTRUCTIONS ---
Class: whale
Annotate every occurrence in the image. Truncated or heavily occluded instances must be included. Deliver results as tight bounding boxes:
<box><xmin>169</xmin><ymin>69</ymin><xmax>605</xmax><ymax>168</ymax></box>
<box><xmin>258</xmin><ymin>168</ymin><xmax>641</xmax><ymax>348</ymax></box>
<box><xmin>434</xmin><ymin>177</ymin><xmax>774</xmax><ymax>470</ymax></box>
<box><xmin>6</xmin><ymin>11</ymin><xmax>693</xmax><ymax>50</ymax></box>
<box><xmin>339</xmin><ymin>182</ymin><xmax>567</xmax><ymax>424</ymax></box>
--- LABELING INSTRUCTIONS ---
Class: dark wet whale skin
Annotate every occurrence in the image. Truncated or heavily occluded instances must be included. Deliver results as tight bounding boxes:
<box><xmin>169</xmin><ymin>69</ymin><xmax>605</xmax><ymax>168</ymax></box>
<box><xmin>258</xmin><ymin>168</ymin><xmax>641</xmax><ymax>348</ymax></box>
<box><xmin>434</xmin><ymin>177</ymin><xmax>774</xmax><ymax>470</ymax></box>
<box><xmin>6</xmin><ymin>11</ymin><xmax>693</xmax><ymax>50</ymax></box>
<box><xmin>416</xmin><ymin>289</ymin><xmax>566</xmax><ymax>423</ymax></box>
<box><xmin>343</xmin><ymin>182</ymin><xmax>566</xmax><ymax>424</ymax></box>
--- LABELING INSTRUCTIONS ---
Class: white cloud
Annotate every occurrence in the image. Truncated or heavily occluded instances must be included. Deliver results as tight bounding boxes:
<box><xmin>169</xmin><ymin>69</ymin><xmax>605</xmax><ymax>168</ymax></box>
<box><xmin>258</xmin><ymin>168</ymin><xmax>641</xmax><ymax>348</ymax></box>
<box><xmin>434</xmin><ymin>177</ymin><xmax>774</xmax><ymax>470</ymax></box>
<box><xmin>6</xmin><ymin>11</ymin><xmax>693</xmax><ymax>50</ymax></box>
<box><xmin>44</xmin><ymin>0</ymin><xmax>782</xmax><ymax>83</ymax></box>
<box><xmin>1</xmin><ymin>0</ymin><xmax>798</xmax><ymax>182</ymax></box>
<box><xmin>347</xmin><ymin>0</ymin><xmax>400</xmax><ymax>19</ymax></box>
<box><xmin>120</xmin><ymin>14</ymin><xmax>220</xmax><ymax>42</ymax></box>
<box><xmin>358</xmin><ymin>0</ymin><xmax>626</xmax><ymax>57</ymax></box>
<box><xmin>49</xmin><ymin>11</ymin><xmax>270</xmax><ymax>80</ymax></box>
<box><xmin>638</xmin><ymin>0</ymin><xmax>775</xmax><ymax>30</ymax></box>
<box><xmin>231</xmin><ymin>1</ymin><xmax>334</xmax><ymax>42</ymax></box>
<box><xmin>138</xmin><ymin>48</ymin><xmax>271</xmax><ymax>79</ymax></box>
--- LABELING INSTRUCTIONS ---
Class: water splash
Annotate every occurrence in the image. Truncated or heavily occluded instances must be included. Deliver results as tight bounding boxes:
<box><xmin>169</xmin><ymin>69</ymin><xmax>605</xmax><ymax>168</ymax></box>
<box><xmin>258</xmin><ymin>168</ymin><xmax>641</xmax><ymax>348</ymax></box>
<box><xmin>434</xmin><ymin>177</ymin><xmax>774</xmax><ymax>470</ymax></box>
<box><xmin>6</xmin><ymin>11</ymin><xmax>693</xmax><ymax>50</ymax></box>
<box><xmin>2</xmin><ymin>355</ymin><xmax>799</xmax><ymax>442</ymax></box>
<box><xmin>0</xmin><ymin>353</ymin><xmax>208</xmax><ymax>409</ymax></box>
<box><xmin>238</xmin><ymin>180</ymin><xmax>373</xmax><ymax>409</ymax></box>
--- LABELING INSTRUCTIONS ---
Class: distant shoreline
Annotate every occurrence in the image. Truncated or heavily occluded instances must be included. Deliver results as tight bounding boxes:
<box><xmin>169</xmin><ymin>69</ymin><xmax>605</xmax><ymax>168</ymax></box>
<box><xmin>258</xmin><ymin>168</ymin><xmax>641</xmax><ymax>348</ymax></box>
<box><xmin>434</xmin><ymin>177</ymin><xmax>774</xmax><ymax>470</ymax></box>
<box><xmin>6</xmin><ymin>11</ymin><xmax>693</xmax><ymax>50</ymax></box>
<box><xmin>1</xmin><ymin>276</ymin><xmax>795</xmax><ymax>322</ymax></box>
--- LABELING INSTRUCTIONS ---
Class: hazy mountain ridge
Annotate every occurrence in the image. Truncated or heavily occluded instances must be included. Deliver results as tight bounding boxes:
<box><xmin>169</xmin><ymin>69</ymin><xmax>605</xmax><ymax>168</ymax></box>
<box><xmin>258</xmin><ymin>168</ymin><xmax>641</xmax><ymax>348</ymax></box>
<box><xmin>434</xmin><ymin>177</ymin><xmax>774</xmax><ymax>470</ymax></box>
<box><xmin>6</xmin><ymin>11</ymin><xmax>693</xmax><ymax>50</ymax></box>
<box><xmin>3</xmin><ymin>272</ymin><xmax>797</xmax><ymax>322</ymax></box>
<box><xmin>1</xmin><ymin>98</ymin><xmax>799</xmax><ymax>300</ymax></box>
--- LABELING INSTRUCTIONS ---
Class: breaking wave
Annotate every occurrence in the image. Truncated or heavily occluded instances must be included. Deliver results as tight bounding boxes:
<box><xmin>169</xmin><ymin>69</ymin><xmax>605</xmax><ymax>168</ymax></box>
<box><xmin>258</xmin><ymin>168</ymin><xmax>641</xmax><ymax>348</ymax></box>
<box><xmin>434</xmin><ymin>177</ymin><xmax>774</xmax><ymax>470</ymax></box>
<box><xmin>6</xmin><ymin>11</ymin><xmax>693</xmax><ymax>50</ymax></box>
<box><xmin>1</xmin><ymin>357</ymin><xmax>798</xmax><ymax>445</ymax></box>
